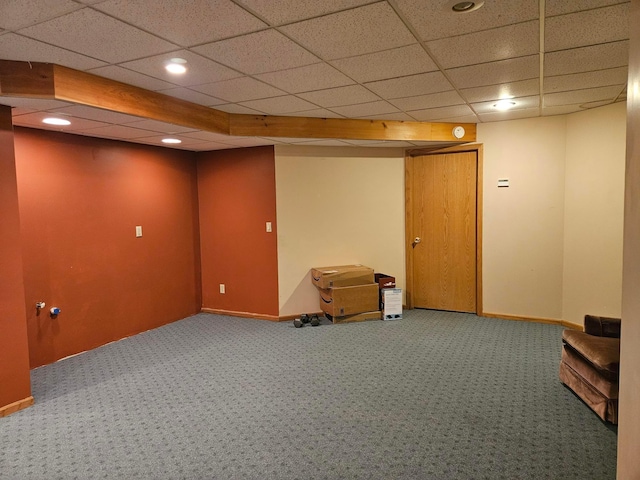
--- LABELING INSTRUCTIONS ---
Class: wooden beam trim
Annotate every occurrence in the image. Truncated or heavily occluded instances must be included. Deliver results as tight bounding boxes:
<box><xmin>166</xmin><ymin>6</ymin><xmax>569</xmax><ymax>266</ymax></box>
<box><xmin>229</xmin><ymin>113</ymin><xmax>476</xmax><ymax>142</ymax></box>
<box><xmin>52</xmin><ymin>65</ymin><xmax>229</xmax><ymax>134</ymax></box>
<box><xmin>1</xmin><ymin>60</ymin><xmax>478</xmax><ymax>143</ymax></box>
<box><xmin>0</xmin><ymin>60</ymin><xmax>55</xmax><ymax>98</ymax></box>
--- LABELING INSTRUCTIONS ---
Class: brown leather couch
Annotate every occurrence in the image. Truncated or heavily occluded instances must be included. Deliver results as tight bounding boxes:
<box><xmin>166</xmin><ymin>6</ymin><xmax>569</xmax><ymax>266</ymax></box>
<box><xmin>559</xmin><ymin>315</ymin><xmax>621</xmax><ymax>424</ymax></box>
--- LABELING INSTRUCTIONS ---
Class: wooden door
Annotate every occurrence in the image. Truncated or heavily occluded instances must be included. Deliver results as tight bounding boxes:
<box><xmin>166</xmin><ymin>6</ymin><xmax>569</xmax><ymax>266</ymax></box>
<box><xmin>411</xmin><ymin>151</ymin><xmax>477</xmax><ymax>312</ymax></box>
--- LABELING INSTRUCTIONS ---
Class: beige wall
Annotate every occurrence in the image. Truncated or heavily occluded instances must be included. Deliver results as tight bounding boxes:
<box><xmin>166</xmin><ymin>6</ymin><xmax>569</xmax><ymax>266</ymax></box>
<box><xmin>274</xmin><ymin>106</ymin><xmax>626</xmax><ymax>323</ymax></box>
<box><xmin>563</xmin><ymin>102</ymin><xmax>626</xmax><ymax>326</ymax></box>
<box><xmin>275</xmin><ymin>145</ymin><xmax>405</xmax><ymax>317</ymax></box>
<box><xmin>618</xmin><ymin>0</ymin><xmax>640</xmax><ymax>476</ymax></box>
<box><xmin>478</xmin><ymin>116</ymin><xmax>568</xmax><ymax>319</ymax></box>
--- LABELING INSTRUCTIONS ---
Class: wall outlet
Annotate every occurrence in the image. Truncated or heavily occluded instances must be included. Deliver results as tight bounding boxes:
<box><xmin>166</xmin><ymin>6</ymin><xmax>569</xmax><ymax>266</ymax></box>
<box><xmin>219</xmin><ymin>284</ymin><xmax>225</xmax><ymax>294</ymax></box>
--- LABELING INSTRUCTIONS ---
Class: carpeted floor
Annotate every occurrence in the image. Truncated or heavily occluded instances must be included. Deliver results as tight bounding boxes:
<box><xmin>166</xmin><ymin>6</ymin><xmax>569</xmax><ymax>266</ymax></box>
<box><xmin>0</xmin><ymin>309</ymin><xmax>617</xmax><ymax>479</ymax></box>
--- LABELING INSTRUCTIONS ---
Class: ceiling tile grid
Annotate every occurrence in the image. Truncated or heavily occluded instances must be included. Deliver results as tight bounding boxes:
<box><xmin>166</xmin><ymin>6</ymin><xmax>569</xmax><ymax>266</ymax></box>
<box><xmin>0</xmin><ymin>0</ymin><xmax>631</xmax><ymax>151</ymax></box>
<box><xmin>192</xmin><ymin>29</ymin><xmax>319</xmax><ymax>75</ymax></box>
<box><xmin>279</xmin><ymin>2</ymin><xmax>416</xmax><ymax>60</ymax></box>
<box><xmin>93</xmin><ymin>0</ymin><xmax>267</xmax><ymax>47</ymax></box>
<box><xmin>17</xmin><ymin>9</ymin><xmax>178</xmax><ymax>64</ymax></box>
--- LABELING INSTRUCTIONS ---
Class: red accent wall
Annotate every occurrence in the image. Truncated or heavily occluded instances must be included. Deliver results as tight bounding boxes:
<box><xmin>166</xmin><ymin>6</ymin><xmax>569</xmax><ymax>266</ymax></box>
<box><xmin>14</xmin><ymin>128</ymin><xmax>202</xmax><ymax>368</ymax></box>
<box><xmin>0</xmin><ymin>107</ymin><xmax>32</xmax><ymax>408</ymax></box>
<box><xmin>197</xmin><ymin>146</ymin><xmax>279</xmax><ymax>317</ymax></box>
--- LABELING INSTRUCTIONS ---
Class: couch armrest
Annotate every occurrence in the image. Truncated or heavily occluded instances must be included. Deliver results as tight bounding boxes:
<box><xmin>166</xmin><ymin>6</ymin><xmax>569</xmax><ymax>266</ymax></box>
<box><xmin>584</xmin><ymin>315</ymin><xmax>621</xmax><ymax>338</ymax></box>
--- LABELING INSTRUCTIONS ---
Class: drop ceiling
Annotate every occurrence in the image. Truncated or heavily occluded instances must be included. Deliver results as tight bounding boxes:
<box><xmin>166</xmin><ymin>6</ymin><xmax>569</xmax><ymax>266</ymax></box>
<box><xmin>0</xmin><ymin>0</ymin><xmax>629</xmax><ymax>151</ymax></box>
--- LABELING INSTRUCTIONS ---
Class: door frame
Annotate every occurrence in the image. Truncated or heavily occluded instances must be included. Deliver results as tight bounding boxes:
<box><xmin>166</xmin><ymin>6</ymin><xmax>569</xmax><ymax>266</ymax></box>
<box><xmin>405</xmin><ymin>143</ymin><xmax>484</xmax><ymax>315</ymax></box>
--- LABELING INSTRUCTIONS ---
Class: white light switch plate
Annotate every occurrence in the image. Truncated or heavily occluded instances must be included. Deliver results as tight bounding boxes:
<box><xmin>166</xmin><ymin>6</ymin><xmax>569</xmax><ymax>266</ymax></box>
<box><xmin>135</xmin><ymin>225</ymin><xmax>143</xmax><ymax>237</ymax></box>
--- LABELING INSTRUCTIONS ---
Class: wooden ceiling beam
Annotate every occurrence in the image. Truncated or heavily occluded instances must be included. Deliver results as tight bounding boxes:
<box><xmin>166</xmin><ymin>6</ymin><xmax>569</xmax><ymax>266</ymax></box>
<box><xmin>229</xmin><ymin>114</ymin><xmax>476</xmax><ymax>142</ymax></box>
<box><xmin>0</xmin><ymin>60</ymin><xmax>477</xmax><ymax>143</ymax></box>
<box><xmin>52</xmin><ymin>64</ymin><xmax>229</xmax><ymax>134</ymax></box>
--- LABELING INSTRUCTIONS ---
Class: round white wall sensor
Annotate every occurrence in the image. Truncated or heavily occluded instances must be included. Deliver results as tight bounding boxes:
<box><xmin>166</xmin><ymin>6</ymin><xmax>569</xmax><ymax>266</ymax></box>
<box><xmin>452</xmin><ymin>126</ymin><xmax>465</xmax><ymax>139</ymax></box>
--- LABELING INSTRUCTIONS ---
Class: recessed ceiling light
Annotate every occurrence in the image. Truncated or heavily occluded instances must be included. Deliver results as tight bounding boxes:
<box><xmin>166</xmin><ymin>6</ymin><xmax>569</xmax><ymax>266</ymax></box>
<box><xmin>162</xmin><ymin>138</ymin><xmax>182</xmax><ymax>144</ymax></box>
<box><xmin>450</xmin><ymin>1</ymin><xmax>484</xmax><ymax>13</ymax></box>
<box><xmin>493</xmin><ymin>100</ymin><xmax>517</xmax><ymax>111</ymax></box>
<box><xmin>165</xmin><ymin>58</ymin><xmax>187</xmax><ymax>74</ymax></box>
<box><xmin>42</xmin><ymin>117</ymin><xmax>71</xmax><ymax>126</ymax></box>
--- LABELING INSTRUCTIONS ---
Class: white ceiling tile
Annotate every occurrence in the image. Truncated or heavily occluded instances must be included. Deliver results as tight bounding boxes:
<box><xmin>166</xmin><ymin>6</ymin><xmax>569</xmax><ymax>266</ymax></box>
<box><xmin>2</xmin><ymin>98</ymin><xmax>73</xmax><ymax>112</ymax></box>
<box><xmin>0</xmin><ymin>1</ymin><xmax>82</xmax><ymax>30</ymax></box>
<box><xmin>260</xmin><ymin>136</ymin><xmax>317</xmax><ymax>144</ymax></box>
<box><xmin>189</xmin><ymin>141</ymin><xmax>246</xmax><ymax>151</ymax></box>
<box><xmin>545</xmin><ymin>41</ymin><xmax>629</xmax><ymax>76</ymax></box>
<box><xmin>298</xmin><ymin>85</ymin><xmax>380</xmax><ymax>108</ymax></box>
<box><xmin>235</xmin><ymin>0</ymin><xmax>377</xmax><ymax>25</ymax></box>
<box><xmin>49</xmin><ymin>105</ymin><xmax>142</xmax><ymax>124</ymax></box>
<box><xmin>214</xmin><ymin>104</ymin><xmax>265</xmax><ymax>114</ymax></box>
<box><xmin>191</xmin><ymin>77</ymin><xmax>286</xmax><ymax>102</ymax></box>
<box><xmin>546</xmin><ymin>0</ymin><xmax>628</xmax><ymax>18</ymax></box>
<box><xmin>341</xmin><ymin>138</ymin><xmax>390</xmax><ymax>145</ymax></box>
<box><xmin>295</xmin><ymin>139</ymin><xmax>353</xmax><ymax>147</ymax></box>
<box><xmin>86</xmin><ymin>65</ymin><xmax>176</xmax><ymax>91</ymax></box>
<box><xmin>256</xmin><ymin>63</ymin><xmax>354</xmax><ymax>93</ymax></box>
<box><xmin>12</xmin><ymin>111</ymin><xmax>108</xmax><ymax>130</ymax></box>
<box><xmin>190</xmin><ymin>142</ymin><xmax>235</xmax><ymax>151</ymax></box>
<box><xmin>472</xmin><ymin>95</ymin><xmax>540</xmax><ymax>114</ymax></box>
<box><xmin>582</xmin><ymin>98</ymin><xmax>625</xmax><ymax>108</ymax></box>
<box><xmin>478</xmin><ymin>107</ymin><xmax>541</xmax><ymax>122</ymax></box>
<box><xmin>0</xmin><ymin>33</ymin><xmax>107</xmax><ymax>69</ymax></box>
<box><xmin>77</xmin><ymin>124</ymin><xmax>160</xmax><ymax>139</ymax></box>
<box><xmin>447</xmin><ymin>55</ymin><xmax>539</xmax><ymax>89</ymax></box>
<box><xmin>389</xmin><ymin>91</ymin><xmax>465</xmax><ymax>111</ymax></box>
<box><xmin>8</xmin><ymin>106</ymin><xmax>36</xmax><ymax>117</ymax></box>
<box><xmin>181</xmin><ymin>130</ymin><xmax>236</xmax><ymax>142</ymax></box>
<box><xmin>364</xmin><ymin>71</ymin><xmax>453</xmax><ymax>99</ymax></box>
<box><xmin>544</xmin><ymin>85</ymin><xmax>623</xmax><ymax>106</ymax></box>
<box><xmin>394</xmin><ymin>0</ymin><xmax>538</xmax><ymax>41</ymax></box>
<box><xmin>157</xmin><ymin>87</ymin><xmax>226</xmax><ymax>106</ymax></box>
<box><xmin>219</xmin><ymin>137</ymin><xmax>275</xmax><ymax>147</ymax></box>
<box><xmin>290</xmin><ymin>108</ymin><xmax>344</xmax><ymax>118</ymax></box>
<box><xmin>280</xmin><ymin>2</ymin><xmax>415</xmax><ymax>60</ymax></box>
<box><xmin>355</xmin><ymin>112</ymin><xmax>416</xmax><ymax>121</ymax></box>
<box><xmin>408</xmin><ymin>104</ymin><xmax>476</xmax><ymax>122</ymax></box>
<box><xmin>544</xmin><ymin>67</ymin><xmax>627</xmax><ymax>93</ymax></box>
<box><xmin>120</xmin><ymin>50</ymin><xmax>242</xmax><ymax>87</ymax></box>
<box><xmin>426</xmin><ymin>21</ymin><xmax>539</xmax><ymax>70</ymax></box>
<box><xmin>330</xmin><ymin>44</ymin><xmax>438</xmax><ymax>83</ymax></box>
<box><xmin>356</xmin><ymin>140</ymin><xmax>414</xmax><ymax>147</ymax></box>
<box><xmin>545</xmin><ymin>3</ymin><xmax>629</xmax><ymax>52</ymax></box>
<box><xmin>125</xmin><ymin>119</ymin><xmax>199</xmax><ymax>134</ymax></box>
<box><xmin>132</xmin><ymin>134</ymin><xmax>208</xmax><ymax>147</ymax></box>
<box><xmin>542</xmin><ymin>104</ymin><xmax>586</xmax><ymax>116</ymax></box>
<box><xmin>329</xmin><ymin>100</ymin><xmax>399</xmax><ymax>118</ymax></box>
<box><xmin>18</xmin><ymin>9</ymin><xmax>177</xmax><ymax>63</ymax></box>
<box><xmin>193</xmin><ymin>29</ymin><xmax>319</xmax><ymax>75</ymax></box>
<box><xmin>94</xmin><ymin>0</ymin><xmax>266</xmax><ymax>47</ymax></box>
<box><xmin>427</xmin><ymin>114</ymin><xmax>480</xmax><ymax>123</ymax></box>
<box><xmin>239</xmin><ymin>95</ymin><xmax>318</xmax><ymax>114</ymax></box>
<box><xmin>461</xmin><ymin>79</ymin><xmax>540</xmax><ymax>103</ymax></box>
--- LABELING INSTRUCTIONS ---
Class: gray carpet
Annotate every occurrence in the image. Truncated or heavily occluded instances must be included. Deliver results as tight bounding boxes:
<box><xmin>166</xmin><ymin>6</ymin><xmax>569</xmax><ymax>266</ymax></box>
<box><xmin>1</xmin><ymin>309</ymin><xmax>617</xmax><ymax>479</ymax></box>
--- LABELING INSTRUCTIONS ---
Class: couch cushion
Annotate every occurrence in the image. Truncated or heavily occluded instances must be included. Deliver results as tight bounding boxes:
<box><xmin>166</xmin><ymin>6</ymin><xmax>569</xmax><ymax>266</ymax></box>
<box><xmin>562</xmin><ymin>330</ymin><xmax>620</xmax><ymax>380</ymax></box>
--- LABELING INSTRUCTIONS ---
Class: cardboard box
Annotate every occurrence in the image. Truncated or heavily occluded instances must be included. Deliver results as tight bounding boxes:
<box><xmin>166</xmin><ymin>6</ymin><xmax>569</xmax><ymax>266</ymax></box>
<box><xmin>318</xmin><ymin>283</ymin><xmax>379</xmax><ymax>317</ymax></box>
<box><xmin>311</xmin><ymin>264</ymin><xmax>374</xmax><ymax>289</ymax></box>
<box><xmin>374</xmin><ymin>273</ymin><xmax>396</xmax><ymax>290</ymax></box>
<box><xmin>382</xmin><ymin>288</ymin><xmax>403</xmax><ymax>320</ymax></box>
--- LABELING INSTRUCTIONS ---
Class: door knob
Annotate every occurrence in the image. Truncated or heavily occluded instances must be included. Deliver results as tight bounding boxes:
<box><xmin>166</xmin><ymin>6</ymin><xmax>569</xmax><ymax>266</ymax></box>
<box><xmin>412</xmin><ymin>236</ymin><xmax>421</xmax><ymax>247</ymax></box>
